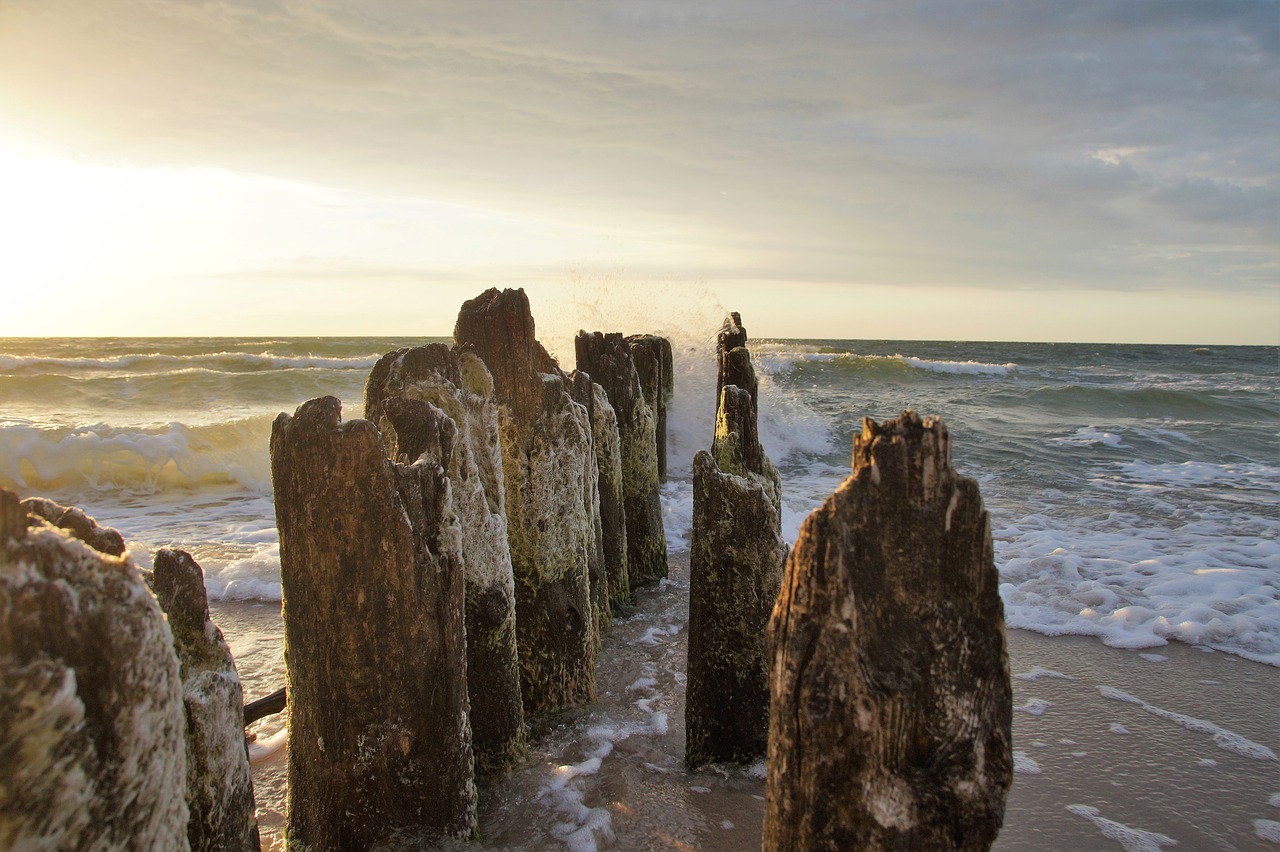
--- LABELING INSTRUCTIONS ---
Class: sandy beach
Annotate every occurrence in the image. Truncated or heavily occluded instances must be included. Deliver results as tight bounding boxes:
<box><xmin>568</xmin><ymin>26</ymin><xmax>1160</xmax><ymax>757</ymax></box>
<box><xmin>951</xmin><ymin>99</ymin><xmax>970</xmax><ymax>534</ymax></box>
<box><xmin>216</xmin><ymin>550</ymin><xmax>1279</xmax><ymax>851</ymax></box>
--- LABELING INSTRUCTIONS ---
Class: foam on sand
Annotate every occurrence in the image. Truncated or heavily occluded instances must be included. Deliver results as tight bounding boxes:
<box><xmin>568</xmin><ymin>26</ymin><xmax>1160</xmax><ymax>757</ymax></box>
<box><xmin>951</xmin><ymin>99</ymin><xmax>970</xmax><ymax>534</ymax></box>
<box><xmin>1097</xmin><ymin>685</ymin><xmax>1277</xmax><ymax>760</ymax></box>
<box><xmin>1015</xmin><ymin>666</ymin><xmax>1074</xmax><ymax>681</ymax></box>
<box><xmin>1066</xmin><ymin>804</ymin><xmax>1177</xmax><ymax>851</ymax></box>
<box><xmin>1012</xmin><ymin>751</ymin><xmax>1043</xmax><ymax>775</ymax></box>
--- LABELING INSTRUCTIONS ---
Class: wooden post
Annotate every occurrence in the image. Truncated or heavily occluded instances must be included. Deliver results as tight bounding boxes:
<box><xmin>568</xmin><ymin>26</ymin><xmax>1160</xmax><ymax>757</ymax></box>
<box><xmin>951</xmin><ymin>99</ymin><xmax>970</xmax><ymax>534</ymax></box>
<box><xmin>0</xmin><ymin>488</ymin><xmax>188</xmax><ymax>849</ymax></box>
<box><xmin>151</xmin><ymin>548</ymin><xmax>260</xmax><ymax>851</ymax></box>
<box><xmin>576</xmin><ymin>330</ymin><xmax>668</xmax><ymax>586</ymax></box>
<box><xmin>685</xmin><ymin>315</ymin><xmax>787</xmax><ymax>767</ymax></box>
<box><xmin>764</xmin><ymin>412</ymin><xmax>1013</xmax><ymax>851</ymax></box>
<box><xmin>455</xmin><ymin>289</ymin><xmax>596</xmax><ymax>714</ymax></box>
<box><xmin>271</xmin><ymin>397</ymin><xmax>475</xmax><ymax>847</ymax></box>
<box><xmin>366</xmin><ymin>343</ymin><xmax>526</xmax><ymax>776</ymax></box>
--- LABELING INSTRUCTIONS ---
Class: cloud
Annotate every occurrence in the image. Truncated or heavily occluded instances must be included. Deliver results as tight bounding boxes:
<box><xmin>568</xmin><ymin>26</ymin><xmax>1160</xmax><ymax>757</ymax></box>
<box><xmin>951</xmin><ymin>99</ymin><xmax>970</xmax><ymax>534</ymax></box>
<box><xmin>0</xmin><ymin>0</ymin><xmax>1275</xmax><ymax>300</ymax></box>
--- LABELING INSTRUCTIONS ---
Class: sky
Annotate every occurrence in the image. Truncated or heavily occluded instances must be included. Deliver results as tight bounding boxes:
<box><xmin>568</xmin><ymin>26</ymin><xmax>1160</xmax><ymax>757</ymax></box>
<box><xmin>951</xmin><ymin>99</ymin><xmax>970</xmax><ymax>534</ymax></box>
<box><xmin>0</xmin><ymin>1</ymin><xmax>1276</xmax><ymax>343</ymax></box>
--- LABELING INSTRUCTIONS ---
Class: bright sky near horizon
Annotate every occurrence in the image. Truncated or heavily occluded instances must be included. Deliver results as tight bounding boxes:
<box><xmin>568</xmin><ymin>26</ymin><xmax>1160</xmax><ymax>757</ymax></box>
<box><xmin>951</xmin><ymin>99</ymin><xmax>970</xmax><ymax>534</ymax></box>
<box><xmin>0</xmin><ymin>1</ymin><xmax>1276</xmax><ymax>343</ymax></box>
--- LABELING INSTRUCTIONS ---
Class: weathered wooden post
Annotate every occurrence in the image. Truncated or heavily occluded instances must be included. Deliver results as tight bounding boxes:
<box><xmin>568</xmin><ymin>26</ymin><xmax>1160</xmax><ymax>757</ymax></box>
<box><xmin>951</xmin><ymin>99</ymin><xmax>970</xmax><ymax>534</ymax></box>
<box><xmin>764</xmin><ymin>412</ymin><xmax>1013</xmax><ymax>851</ymax></box>
<box><xmin>151</xmin><ymin>548</ymin><xmax>260</xmax><ymax>851</ymax></box>
<box><xmin>626</xmin><ymin>333</ymin><xmax>674</xmax><ymax>481</ymax></box>
<box><xmin>583</xmin><ymin>377</ymin><xmax>631</xmax><ymax>611</ymax></box>
<box><xmin>576</xmin><ymin>331</ymin><xmax>668</xmax><ymax>586</ymax></box>
<box><xmin>0</xmin><ymin>489</ymin><xmax>189</xmax><ymax>849</ymax></box>
<box><xmin>271</xmin><ymin>397</ymin><xmax>475</xmax><ymax>847</ymax></box>
<box><xmin>455</xmin><ymin>288</ymin><xmax>597</xmax><ymax>714</ymax></box>
<box><xmin>685</xmin><ymin>313</ymin><xmax>787</xmax><ymax>767</ymax></box>
<box><xmin>365</xmin><ymin>343</ymin><xmax>526</xmax><ymax>776</ymax></box>
<box><xmin>567</xmin><ymin>370</ymin><xmax>615</xmax><ymax>631</ymax></box>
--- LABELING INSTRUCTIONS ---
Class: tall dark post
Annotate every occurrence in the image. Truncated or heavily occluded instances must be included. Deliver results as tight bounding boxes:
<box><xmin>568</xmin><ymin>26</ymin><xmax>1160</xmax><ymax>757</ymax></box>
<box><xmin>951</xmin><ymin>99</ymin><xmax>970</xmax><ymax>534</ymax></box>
<box><xmin>271</xmin><ymin>397</ymin><xmax>475</xmax><ymax>847</ymax></box>
<box><xmin>685</xmin><ymin>313</ymin><xmax>787</xmax><ymax>767</ymax></box>
<box><xmin>366</xmin><ymin>344</ymin><xmax>526</xmax><ymax>776</ymax></box>
<box><xmin>455</xmin><ymin>289</ymin><xmax>597</xmax><ymax>714</ymax></box>
<box><xmin>764</xmin><ymin>412</ymin><xmax>1013</xmax><ymax>851</ymax></box>
<box><xmin>576</xmin><ymin>330</ymin><xmax>668</xmax><ymax>586</ymax></box>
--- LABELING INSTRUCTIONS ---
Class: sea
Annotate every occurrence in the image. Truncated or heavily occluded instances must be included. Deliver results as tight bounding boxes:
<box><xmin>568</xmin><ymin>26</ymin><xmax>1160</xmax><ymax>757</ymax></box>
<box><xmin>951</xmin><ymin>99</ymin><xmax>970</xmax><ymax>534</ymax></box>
<box><xmin>2</xmin><ymin>332</ymin><xmax>1278</xmax><ymax>848</ymax></box>
<box><xmin>2</xmin><ymin>334</ymin><xmax>1275</xmax><ymax>666</ymax></box>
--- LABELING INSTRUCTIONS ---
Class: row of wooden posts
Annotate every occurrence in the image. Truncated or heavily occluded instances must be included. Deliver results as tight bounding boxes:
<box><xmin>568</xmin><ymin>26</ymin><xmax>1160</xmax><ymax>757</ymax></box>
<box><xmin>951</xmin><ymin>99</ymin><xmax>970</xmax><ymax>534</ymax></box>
<box><xmin>0</xmin><ymin>287</ymin><xmax>1012</xmax><ymax>850</ymax></box>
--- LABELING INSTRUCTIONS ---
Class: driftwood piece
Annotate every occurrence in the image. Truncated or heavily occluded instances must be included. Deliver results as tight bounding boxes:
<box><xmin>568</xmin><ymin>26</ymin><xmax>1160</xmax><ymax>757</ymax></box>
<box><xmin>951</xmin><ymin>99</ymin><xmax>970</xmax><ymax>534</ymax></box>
<box><xmin>455</xmin><ymin>289</ymin><xmax>596</xmax><ymax>714</ymax></box>
<box><xmin>270</xmin><ymin>397</ymin><xmax>475</xmax><ymax>847</ymax></box>
<box><xmin>366</xmin><ymin>343</ymin><xmax>526</xmax><ymax>775</ymax></box>
<box><xmin>764</xmin><ymin>412</ymin><xmax>1013</xmax><ymax>851</ymax></box>
<box><xmin>244</xmin><ymin>687</ymin><xmax>286</xmax><ymax>726</ymax></box>
<box><xmin>686</xmin><ymin>316</ymin><xmax>786</xmax><ymax>767</ymax></box>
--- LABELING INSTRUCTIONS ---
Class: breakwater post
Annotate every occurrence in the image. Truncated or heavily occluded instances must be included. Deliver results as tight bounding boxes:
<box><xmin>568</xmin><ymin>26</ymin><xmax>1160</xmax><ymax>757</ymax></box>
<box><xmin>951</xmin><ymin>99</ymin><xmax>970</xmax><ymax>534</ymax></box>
<box><xmin>365</xmin><ymin>344</ymin><xmax>526</xmax><ymax>777</ymax></box>
<box><xmin>626</xmin><ymin>333</ymin><xmax>674</xmax><ymax>482</ymax></box>
<box><xmin>764</xmin><ymin>412</ymin><xmax>1013</xmax><ymax>850</ymax></box>
<box><xmin>575</xmin><ymin>330</ymin><xmax>668</xmax><ymax>586</ymax></box>
<box><xmin>150</xmin><ymin>548</ymin><xmax>261</xmax><ymax>851</ymax></box>
<box><xmin>567</xmin><ymin>371</ymin><xmax>616</xmax><ymax>631</ymax></box>
<box><xmin>0</xmin><ymin>489</ymin><xmax>190</xmax><ymax>849</ymax></box>
<box><xmin>685</xmin><ymin>313</ymin><xmax>787</xmax><ymax>767</ymax></box>
<box><xmin>455</xmin><ymin>288</ymin><xmax>597</xmax><ymax>714</ymax></box>
<box><xmin>270</xmin><ymin>397</ymin><xmax>475</xmax><ymax>846</ymax></box>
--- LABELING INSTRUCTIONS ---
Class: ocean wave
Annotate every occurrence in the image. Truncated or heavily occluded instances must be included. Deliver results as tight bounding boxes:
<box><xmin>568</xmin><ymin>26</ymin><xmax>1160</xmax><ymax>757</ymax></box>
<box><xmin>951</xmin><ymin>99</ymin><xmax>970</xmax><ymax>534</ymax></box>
<box><xmin>749</xmin><ymin>347</ymin><xmax>1017</xmax><ymax>380</ymax></box>
<box><xmin>1115</xmin><ymin>459</ymin><xmax>1279</xmax><ymax>487</ymax></box>
<box><xmin>0</xmin><ymin>417</ymin><xmax>275</xmax><ymax>495</ymax></box>
<box><xmin>1031</xmin><ymin>384</ymin><xmax>1272</xmax><ymax>420</ymax></box>
<box><xmin>898</xmin><ymin>356</ymin><xmax>1018</xmax><ymax>376</ymax></box>
<box><xmin>0</xmin><ymin>350</ymin><xmax>382</xmax><ymax>375</ymax></box>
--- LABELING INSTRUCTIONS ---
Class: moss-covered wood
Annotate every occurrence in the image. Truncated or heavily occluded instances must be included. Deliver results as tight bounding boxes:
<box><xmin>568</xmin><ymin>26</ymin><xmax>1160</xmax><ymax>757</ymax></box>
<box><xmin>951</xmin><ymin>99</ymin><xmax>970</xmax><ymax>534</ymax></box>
<box><xmin>270</xmin><ymin>397</ymin><xmax>475</xmax><ymax>847</ymax></box>
<box><xmin>150</xmin><ymin>548</ymin><xmax>260</xmax><ymax>851</ymax></box>
<box><xmin>685</xmin><ymin>315</ymin><xmax>786</xmax><ymax>767</ymax></box>
<box><xmin>626</xmin><ymin>334</ymin><xmax>673</xmax><ymax>482</ymax></box>
<box><xmin>575</xmin><ymin>330</ymin><xmax>667</xmax><ymax>586</ymax></box>
<box><xmin>587</xmin><ymin>379</ymin><xmax>630</xmax><ymax>610</ymax></box>
<box><xmin>0</xmin><ymin>488</ymin><xmax>188</xmax><ymax>850</ymax></box>
<box><xmin>455</xmin><ymin>289</ymin><xmax>596</xmax><ymax>715</ymax></box>
<box><xmin>686</xmin><ymin>447</ymin><xmax>786</xmax><ymax>766</ymax></box>
<box><xmin>366</xmin><ymin>343</ymin><xmax>525</xmax><ymax>777</ymax></box>
<box><xmin>763</xmin><ymin>412</ymin><xmax>1013</xmax><ymax>851</ymax></box>
<box><xmin>568</xmin><ymin>371</ymin><xmax>610</xmax><ymax>636</ymax></box>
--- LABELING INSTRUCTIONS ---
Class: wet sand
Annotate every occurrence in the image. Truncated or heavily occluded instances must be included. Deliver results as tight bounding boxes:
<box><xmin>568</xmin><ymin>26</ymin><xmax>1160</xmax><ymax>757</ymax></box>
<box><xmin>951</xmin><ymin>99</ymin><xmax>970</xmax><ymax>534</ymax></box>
<box><xmin>215</xmin><ymin>551</ymin><xmax>1279</xmax><ymax>850</ymax></box>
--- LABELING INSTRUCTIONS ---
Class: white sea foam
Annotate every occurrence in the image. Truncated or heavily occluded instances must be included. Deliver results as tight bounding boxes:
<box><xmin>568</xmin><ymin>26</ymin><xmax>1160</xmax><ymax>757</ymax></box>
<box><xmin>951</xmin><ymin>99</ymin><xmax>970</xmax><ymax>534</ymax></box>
<box><xmin>1051</xmin><ymin>426</ymin><xmax>1129</xmax><ymax>448</ymax></box>
<box><xmin>1255</xmin><ymin>820</ymin><xmax>1280</xmax><ymax>843</ymax></box>
<box><xmin>1015</xmin><ymin>666</ymin><xmax>1074</xmax><ymax>681</ymax></box>
<box><xmin>248</xmin><ymin>727</ymin><xmax>288</xmax><ymax>764</ymax></box>
<box><xmin>1012</xmin><ymin>751</ymin><xmax>1042</xmax><ymax>775</ymax></box>
<box><xmin>1139</xmin><ymin>654</ymin><xmax>1167</xmax><ymax>663</ymax></box>
<box><xmin>996</xmin><ymin>508</ymin><xmax>1280</xmax><ymax>666</ymax></box>
<box><xmin>898</xmin><ymin>356</ymin><xmax>1017</xmax><ymax>376</ymax></box>
<box><xmin>660</xmin><ymin>481</ymin><xmax>694</xmax><ymax>551</ymax></box>
<box><xmin>1066</xmin><ymin>804</ymin><xmax>1177</xmax><ymax>851</ymax></box>
<box><xmin>1113</xmin><ymin>460</ymin><xmax>1279</xmax><ymax>490</ymax></box>
<box><xmin>1015</xmin><ymin>698</ymin><xmax>1053</xmax><ymax>716</ymax></box>
<box><xmin>1097</xmin><ymin>685</ymin><xmax>1277</xmax><ymax>760</ymax></box>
